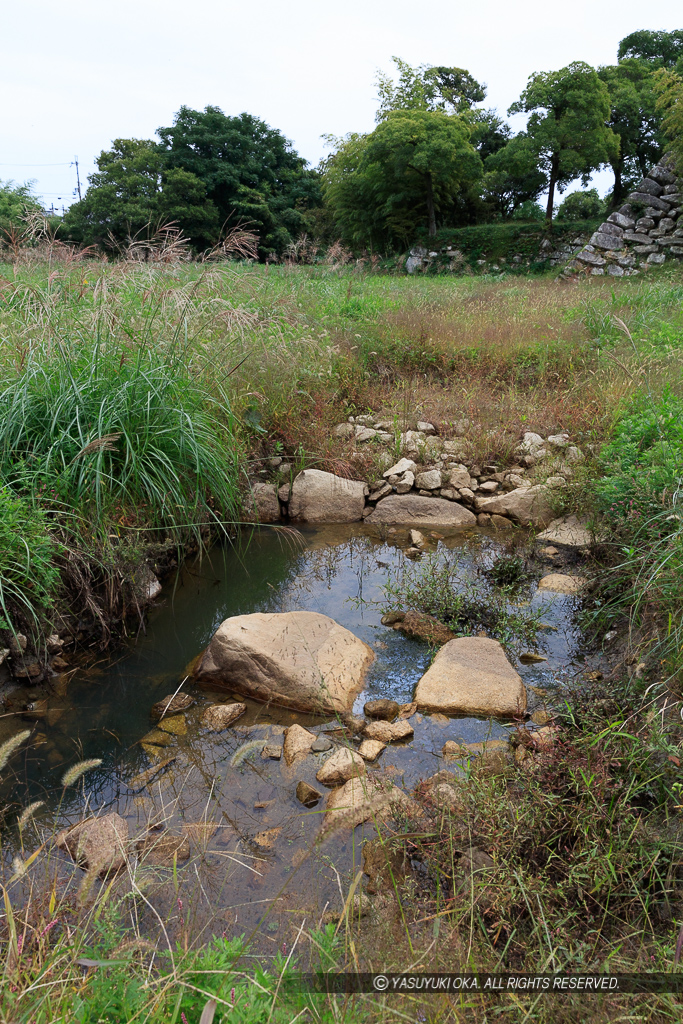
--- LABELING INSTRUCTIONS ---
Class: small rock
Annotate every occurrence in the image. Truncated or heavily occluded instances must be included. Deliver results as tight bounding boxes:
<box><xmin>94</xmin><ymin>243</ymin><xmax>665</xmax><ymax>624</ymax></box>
<box><xmin>519</xmin><ymin>653</ymin><xmax>547</xmax><ymax>664</ymax></box>
<box><xmin>537</xmin><ymin>574</ymin><xmax>585</xmax><ymax>595</ymax></box>
<box><xmin>355</xmin><ymin>427</ymin><xmax>378</xmax><ymax>443</ymax></box>
<box><xmin>283</xmin><ymin>724</ymin><xmax>316</xmax><ymax>765</ymax></box>
<box><xmin>363</xmin><ymin>720</ymin><xmax>414</xmax><ymax>743</ymax></box>
<box><xmin>415</xmin><ymin>470</ymin><xmax>441</xmax><ymax>491</ymax></box>
<box><xmin>409</xmin><ymin>529</ymin><xmax>427</xmax><ymax>547</ymax></box>
<box><xmin>404</xmin><ymin>546</ymin><xmax>421</xmax><ymax>559</ymax></box>
<box><xmin>479</xmin><ymin>481</ymin><xmax>498</xmax><ymax>494</ymax></box>
<box><xmin>46</xmin><ymin>634</ymin><xmax>64</xmax><ymax>654</ymax></box>
<box><xmin>56</xmin><ymin>813</ymin><xmax>129</xmax><ymax>877</ymax></box>
<box><xmin>395</xmin><ymin>471</ymin><xmax>415</xmax><ymax>494</ymax></box>
<box><xmin>334</xmin><ymin>423</ymin><xmax>355</xmax><ymax>439</ymax></box>
<box><xmin>386</xmin><ymin>610</ymin><xmax>454</xmax><ymax>646</ymax></box>
<box><xmin>311</xmin><ymin>735</ymin><xmax>333</xmax><ymax>752</ymax></box>
<box><xmin>358</xmin><ymin>738</ymin><xmax>386</xmax><ymax>761</ymax></box>
<box><xmin>530</xmin><ymin>725</ymin><xmax>560</xmax><ymax>749</ymax></box>
<box><xmin>201</xmin><ymin>703</ymin><xmax>247</xmax><ymax>731</ymax></box>
<box><xmin>398</xmin><ymin>701</ymin><xmax>418</xmax><ymax>719</ymax></box>
<box><xmin>490</xmin><ymin>515</ymin><xmax>513</xmax><ymax>530</ymax></box>
<box><xmin>364</xmin><ymin>699</ymin><xmax>400</xmax><ymax>721</ymax></box>
<box><xmin>136</xmin><ymin>831</ymin><xmax>190</xmax><ymax>866</ymax></box>
<box><xmin>156</xmin><ymin>714</ymin><xmax>187</xmax><ymax>736</ymax></box>
<box><xmin>261</xmin><ymin>744</ymin><xmax>283</xmax><ymax>760</ymax></box>
<box><xmin>151</xmin><ymin>693</ymin><xmax>195</xmax><ymax>720</ymax></box>
<box><xmin>296</xmin><ymin>781</ymin><xmax>322</xmax><ymax>807</ymax></box>
<box><xmin>536</xmin><ymin>516</ymin><xmax>592</xmax><ymax>549</ymax></box>
<box><xmin>477</xmin><ymin>513</ymin><xmax>491</xmax><ymax>526</ymax></box>
<box><xmin>383</xmin><ymin>458</ymin><xmax>417</xmax><ymax>479</ymax></box>
<box><xmin>51</xmin><ymin>655</ymin><xmax>69</xmax><ymax>670</ymax></box>
<box><xmin>531</xmin><ymin>710</ymin><xmax>551</xmax><ymax>726</ymax></box>
<box><xmin>416</xmin><ymin>421</ymin><xmax>436</xmax><ymax>434</ymax></box>
<box><xmin>316</xmin><ymin>747</ymin><xmax>366</xmax><ymax>787</ymax></box>
<box><xmin>139</xmin><ymin>728</ymin><xmax>173</xmax><ymax>747</ymax></box>
<box><xmin>251</xmin><ymin>827</ymin><xmax>281</xmax><ymax>850</ymax></box>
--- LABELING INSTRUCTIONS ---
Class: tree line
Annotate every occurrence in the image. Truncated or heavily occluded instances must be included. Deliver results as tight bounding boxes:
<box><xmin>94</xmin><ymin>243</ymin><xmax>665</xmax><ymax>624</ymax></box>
<box><xmin>3</xmin><ymin>28</ymin><xmax>683</xmax><ymax>257</ymax></box>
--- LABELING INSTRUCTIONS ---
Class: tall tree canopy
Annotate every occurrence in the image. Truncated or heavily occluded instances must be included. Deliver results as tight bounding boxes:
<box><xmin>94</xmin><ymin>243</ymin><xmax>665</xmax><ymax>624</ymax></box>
<box><xmin>509</xmin><ymin>62</ymin><xmax>618</xmax><ymax>224</ymax></box>
<box><xmin>157</xmin><ymin>106</ymin><xmax>320</xmax><ymax>255</ymax></box>
<box><xmin>653</xmin><ymin>68</ymin><xmax>683</xmax><ymax>171</ymax></box>
<box><xmin>481</xmin><ymin>133</ymin><xmax>547</xmax><ymax>217</ymax></box>
<box><xmin>598</xmin><ymin>59</ymin><xmax>664</xmax><ymax>203</ymax></box>
<box><xmin>62</xmin><ymin>138</ymin><xmax>219</xmax><ymax>247</ymax></box>
<box><xmin>375</xmin><ymin>57</ymin><xmax>486</xmax><ymax>120</ymax></box>
<box><xmin>323</xmin><ymin>110</ymin><xmax>481</xmax><ymax>246</ymax></box>
<box><xmin>618</xmin><ymin>29</ymin><xmax>683</xmax><ymax>71</ymax></box>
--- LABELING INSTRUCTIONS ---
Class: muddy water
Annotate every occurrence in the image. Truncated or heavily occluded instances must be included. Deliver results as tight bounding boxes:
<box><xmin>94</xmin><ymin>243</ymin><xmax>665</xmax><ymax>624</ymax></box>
<box><xmin>1</xmin><ymin>525</ymin><xmax>586</xmax><ymax>946</ymax></box>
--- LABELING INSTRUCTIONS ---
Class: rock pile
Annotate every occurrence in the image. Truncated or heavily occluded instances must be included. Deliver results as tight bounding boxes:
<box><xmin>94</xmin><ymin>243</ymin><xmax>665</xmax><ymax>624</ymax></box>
<box><xmin>564</xmin><ymin>158</ymin><xmax>682</xmax><ymax>278</ymax></box>
<box><xmin>248</xmin><ymin>426</ymin><xmax>585</xmax><ymax>530</ymax></box>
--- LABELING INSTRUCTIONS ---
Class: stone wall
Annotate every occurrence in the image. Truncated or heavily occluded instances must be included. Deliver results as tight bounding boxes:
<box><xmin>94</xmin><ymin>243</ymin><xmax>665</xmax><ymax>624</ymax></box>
<box><xmin>563</xmin><ymin>157</ymin><xmax>683</xmax><ymax>279</ymax></box>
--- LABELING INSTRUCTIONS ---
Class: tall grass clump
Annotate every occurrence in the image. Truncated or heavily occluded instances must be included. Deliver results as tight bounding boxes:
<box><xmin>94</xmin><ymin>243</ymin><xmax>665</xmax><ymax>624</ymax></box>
<box><xmin>0</xmin><ymin>335</ymin><xmax>242</xmax><ymax>541</ymax></box>
<box><xmin>0</xmin><ymin>487</ymin><xmax>59</xmax><ymax>632</ymax></box>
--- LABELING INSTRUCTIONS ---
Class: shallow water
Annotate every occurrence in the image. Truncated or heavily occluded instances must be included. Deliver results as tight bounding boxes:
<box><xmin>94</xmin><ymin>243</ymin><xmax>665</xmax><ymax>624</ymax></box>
<box><xmin>0</xmin><ymin>524</ymin><xmax>586</xmax><ymax>945</ymax></box>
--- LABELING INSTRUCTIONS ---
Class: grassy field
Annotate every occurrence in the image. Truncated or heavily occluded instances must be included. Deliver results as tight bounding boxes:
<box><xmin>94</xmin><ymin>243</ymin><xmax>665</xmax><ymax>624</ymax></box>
<box><xmin>2</xmin><ymin>248</ymin><xmax>683</xmax><ymax>1021</ymax></box>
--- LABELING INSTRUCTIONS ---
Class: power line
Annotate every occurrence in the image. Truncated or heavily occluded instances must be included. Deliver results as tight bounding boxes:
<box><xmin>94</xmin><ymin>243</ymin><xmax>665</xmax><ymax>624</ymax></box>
<box><xmin>0</xmin><ymin>162</ymin><xmax>72</xmax><ymax>167</ymax></box>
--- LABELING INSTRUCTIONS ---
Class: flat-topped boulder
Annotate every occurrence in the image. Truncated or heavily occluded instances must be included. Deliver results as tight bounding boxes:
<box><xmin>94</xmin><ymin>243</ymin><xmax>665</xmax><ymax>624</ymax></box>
<box><xmin>248</xmin><ymin>482</ymin><xmax>281</xmax><ymax>523</ymax></box>
<box><xmin>288</xmin><ymin>469</ymin><xmax>366</xmax><ymax>523</ymax></box>
<box><xmin>537</xmin><ymin>515</ymin><xmax>592</xmax><ymax>549</ymax></box>
<box><xmin>366</xmin><ymin>494</ymin><xmax>476</xmax><ymax>526</ymax></box>
<box><xmin>194</xmin><ymin>611</ymin><xmax>374</xmax><ymax>714</ymax></box>
<box><xmin>415</xmin><ymin>636</ymin><xmax>527</xmax><ymax>717</ymax></box>
<box><xmin>475</xmin><ymin>484</ymin><xmax>553</xmax><ymax>527</ymax></box>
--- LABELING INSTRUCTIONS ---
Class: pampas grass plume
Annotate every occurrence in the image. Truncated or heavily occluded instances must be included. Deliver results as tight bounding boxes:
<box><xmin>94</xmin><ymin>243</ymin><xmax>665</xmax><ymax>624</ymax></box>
<box><xmin>61</xmin><ymin>758</ymin><xmax>102</xmax><ymax>787</ymax></box>
<box><xmin>0</xmin><ymin>730</ymin><xmax>31</xmax><ymax>772</ymax></box>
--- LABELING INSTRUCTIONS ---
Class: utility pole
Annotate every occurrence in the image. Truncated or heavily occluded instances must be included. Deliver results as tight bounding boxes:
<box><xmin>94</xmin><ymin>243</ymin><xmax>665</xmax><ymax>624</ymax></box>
<box><xmin>72</xmin><ymin>156</ymin><xmax>82</xmax><ymax>201</ymax></box>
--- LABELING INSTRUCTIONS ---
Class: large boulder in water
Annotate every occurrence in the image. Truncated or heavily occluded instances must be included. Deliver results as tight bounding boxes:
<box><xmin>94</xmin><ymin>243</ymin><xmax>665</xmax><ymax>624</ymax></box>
<box><xmin>194</xmin><ymin>611</ymin><xmax>374</xmax><ymax>714</ymax></box>
<box><xmin>366</xmin><ymin>494</ymin><xmax>476</xmax><ymax>526</ymax></box>
<box><xmin>475</xmin><ymin>485</ymin><xmax>553</xmax><ymax>527</ymax></box>
<box><xmin>288</xmin><ymin>469</ymin><xmax>366</xmax><ymax>523</ymax></box>
<box><xmin>415</xmin><ymin>636</ymin><xmax>526</xmax><ymax>717</ymax></box>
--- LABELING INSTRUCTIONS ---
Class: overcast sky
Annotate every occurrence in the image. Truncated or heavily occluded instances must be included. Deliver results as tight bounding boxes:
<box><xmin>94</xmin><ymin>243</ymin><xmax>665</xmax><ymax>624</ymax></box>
<box><xmin>2</xmin><ymin>0</ymin><xmax>682</xmax><ymax>211</ymax></box>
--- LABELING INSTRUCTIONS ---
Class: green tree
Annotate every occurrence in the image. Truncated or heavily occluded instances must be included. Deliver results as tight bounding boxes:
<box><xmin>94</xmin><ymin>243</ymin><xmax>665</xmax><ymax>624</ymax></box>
<box><xmin>156</xmin><ymin>106</ymin><xmax>321</xmax><ymax>256</ymax></box>
<box><xmin>63</xmin><ymin>139</ymin><xmax>218</xmax><ymax>247</ymax></box>
<box><xmin>509</xmin><ymin>62</ymin><xmax>619</xmax><ymax>225</ymax></box>
<box><xmin>598</xmin><ymin>60</ymin><xmax>664</xmax><ymax>203</ymax></box>
<box><xmin>323</xmin><ymin>110</ymin><xmax>482</xmax><ymax>246</ymax></box>
<box><xmin>557</xmin><ymin>188</ymin><xmax>604</xmax><ymax>221</ymax></box>
<box><xmin>0</xmin><ymin>180</ymin><xmax>44</xmax><ymax>229</ymax></box>
<box><xmin>481</xmin><ymin>132</ymin><xmax>547</xmax><ymax>217</ymax></box>
<box><xmin>364</xmin><ymin>109</ymin><xmax>482</xmax><ymax>237</ymax></box>
<box><xmin>653</xmin><ymin>68</ymin><xmax>683</xmax><ymax>171</ymax></box>
<box><xmin>375</xmin><ymin>58</ymin><xmax>486</xmax><ymax>121</ymax></box>
<box><xmin>618</xmin><ymin>29</ymin><xmax>683</xmax><ymax>72</ymax></box>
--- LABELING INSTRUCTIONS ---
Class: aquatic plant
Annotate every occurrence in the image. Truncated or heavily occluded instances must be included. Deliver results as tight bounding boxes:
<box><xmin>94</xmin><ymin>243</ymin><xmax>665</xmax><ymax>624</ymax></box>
<box><xmin>229</xmin><ymin>739</ymin><xmax>265</xmax><ymax>768</ymax></box>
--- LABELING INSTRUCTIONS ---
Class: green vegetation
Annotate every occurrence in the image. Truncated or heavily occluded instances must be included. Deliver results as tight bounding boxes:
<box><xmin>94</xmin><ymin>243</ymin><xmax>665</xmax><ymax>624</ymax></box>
<box><xmin>0</xmin><ymin>489</ymin><xmax>59</xmax><ymax>632</ymax></box>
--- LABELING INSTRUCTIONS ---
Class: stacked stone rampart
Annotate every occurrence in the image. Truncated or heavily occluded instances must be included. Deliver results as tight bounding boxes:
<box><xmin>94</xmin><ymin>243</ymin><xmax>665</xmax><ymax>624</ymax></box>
<box><xmin>563</xmin><ymin>158</ymin><xmax>683</xmax><ymax>278</ymax></box>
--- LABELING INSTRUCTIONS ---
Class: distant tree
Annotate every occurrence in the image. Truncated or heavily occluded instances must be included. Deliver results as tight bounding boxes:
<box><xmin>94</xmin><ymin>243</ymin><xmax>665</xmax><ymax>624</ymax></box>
<box><xmin>510</xmin><ymin>199</ymin><xmax>546</xmax><ymax>221</ymax></box>
<box><xmin>323</xmin><ymin>110</ymin><xmax>482</xmax><ymax>245</ymax></box>
<box><xmin>557</xmin><ymin>188</ymin><xmax>604</xmax><ymax>221</ymax></box>
<box><xmin>618</xmin><ymin>29</ymin><xmax>683</xmax><ymax>72</ymax></box>
<box><xmin>598</xmin><ymin>60</ymin><xmax>664</xmax><ymax>203</ymax></box>
<box><xmin>481</xmin><ymin>132</ymin><xmax>547</xmax><ymax>217</ymax></box>
<box><xmin>509</xmin><ymin>62</ymin><xmax>619</xmax><ymax>225</ymax></box>
<box><xmin>62</xmin><ymin>138</ymin><xmax>218</xmax><ymax>247</ymax></box>
<box><xmin>653</xmin><ymin>68</ymin><xmax>683</xmax><ymax>171</ymax></box>
<box><xmin>156</xmin><ymin>106</ymin><xmax>321</xmax><ymax>255</ymax></box>
<box><xmin>0</xmin><ymin>180</ymin><xmax>44</xmax><ymax>228</ymax></box>
<box><xmin>375</xmin><ymin>58</ymin><xmax>486</xmax><ymax>121</ymax></box>
<box><xmin>467</xmin><ymin>109</ymin><xmax>512</xmax><ymax>160</ymax></box>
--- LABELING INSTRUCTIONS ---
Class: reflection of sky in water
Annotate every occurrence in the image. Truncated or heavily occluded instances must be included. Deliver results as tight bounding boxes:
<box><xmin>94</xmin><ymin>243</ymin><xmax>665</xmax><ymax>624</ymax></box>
<box><xmin>1</xmin><ymin>525</ymin><xmax>585</xmax><ymax>934</ymax></box>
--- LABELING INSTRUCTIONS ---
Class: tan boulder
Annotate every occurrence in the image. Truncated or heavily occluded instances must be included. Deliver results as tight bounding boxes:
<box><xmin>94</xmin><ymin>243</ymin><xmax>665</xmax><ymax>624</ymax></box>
<box><xmin>194</xmin><ymin>611</ymin><xmax>374</xmax><ymax>714</ymax></box>
<box><xmin>323</xmin><ymin>776</ymin><xmax>414</xmax><ymax>832</ymax></box>
<box><xmin>537</xmin><ymin>515</ymin><xmax>592</xmax><ymax>549</ymax></box>
<box><xmin>537</xmin><ymin>574</ymin><xmax>585</xmax><ymax>595</ymax></box>
<box><xmin>283</xmin><ymin>724</ymin><xmax>316</xmax><ymax>765</ymax></box>
<box><xmin>316</xmin><ymin>747</ymin><xmax>366</xmax><ymax>787</ymax></box>
<box><xmin>288</xmin><ymin>469</ymin><xmax>365</xmax><ymax>523</ymax></box>
<box><xmin>201</xmin><ymin>703</ymin><xmax>247</xmax><ymax>731</ymax></box>
<box><xmin>415</xmin><ymin>637</ymin><xmax>527</xmax><ymax>717</ymax></box>
<box><xmin>358</xmin><ymin>738</ymin><xmax>386</xmax><ymax>761</ymax></box>
<box><xmin>383</xmin><ymin>610</ymin><xmax>454</xmax><ymax>645</ymax></box>
<box><xmin>56</xmin><ymin>813</ymin><xmax>129</xmax><ymax>876</ymax></box>
<box><xmin>476</xmin><ymin>485</ymin><xmax>553</xmax><ymax>527</ymax></box>
<box><xmin>150</xmin><ymin>692</ymin><xmax>194</xmax><ymax>720</ymax></box>
<box><xmin>366</xmin><ymin>494</ymin><xmax>476</xmax><ymax>526</ymax></box>
<box><xmin>363</xmin><ymin>720</ymin><xmax>414</xmax><ymax>743</ymax></box>
<box><xmin>248</xmin><ymin>482</ymin><xmax>281</xmax><ymax>523</ymax></box>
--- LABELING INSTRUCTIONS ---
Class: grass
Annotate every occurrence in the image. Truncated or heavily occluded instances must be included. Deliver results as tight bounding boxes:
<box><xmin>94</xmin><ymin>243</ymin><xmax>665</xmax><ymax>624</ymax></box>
<box><xmin>2</xmin><ymin>242</ymin><xmax>683</xmax><ymax>1019</ymax></box>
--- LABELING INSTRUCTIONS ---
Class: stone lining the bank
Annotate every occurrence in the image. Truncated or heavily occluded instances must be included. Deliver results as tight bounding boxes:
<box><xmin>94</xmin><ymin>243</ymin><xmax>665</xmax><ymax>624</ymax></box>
<box><xmin>562</xmin><ymin>157</ymin><xmax>683</xmax><ymax>278</ymax></box>
<box><xmin>248</xmin><ymin>423</ymin><xmax>585</xmax><ymax>530</ymax></box>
